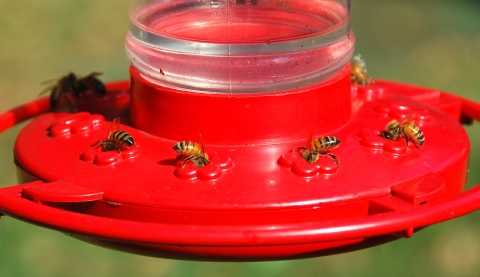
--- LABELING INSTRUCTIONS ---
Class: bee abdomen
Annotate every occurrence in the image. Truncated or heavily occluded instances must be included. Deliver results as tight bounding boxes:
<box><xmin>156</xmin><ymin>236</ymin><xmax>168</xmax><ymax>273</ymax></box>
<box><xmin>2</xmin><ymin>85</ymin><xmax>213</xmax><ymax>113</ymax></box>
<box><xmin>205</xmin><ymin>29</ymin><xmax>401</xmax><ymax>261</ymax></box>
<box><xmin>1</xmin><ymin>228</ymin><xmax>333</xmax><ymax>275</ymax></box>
<box><xmin>405</xmin><ymin>122</ymin><xmax>425</xmax><ymax>145</ymax></box>
<box><xmin>413</xmin><ymin>128</ymin><xmax>425</xmax><ymax>145</ymax></box>
<box><xmin>312</xmin><ymin>136</ymin><xmax>341</xmax><ymax>151</ymax></box>
<box><xmin>417</xmin><ymin>135</ymin><xmax>425</xmax><ymax>145</ymax></box>
<box><xmin>111</xmin><ymin>130</ymin><xmax>134</xmax><ymax>146</ymax></box>
<box><xmin>85</xmin><ymin>78</ymin><xmax>106</xmax><ymax>94</ymax></box>
<box><xmin>173</xmin><ymin>141</ymin><xmax>201</xmax><ymax>156</ymax></box>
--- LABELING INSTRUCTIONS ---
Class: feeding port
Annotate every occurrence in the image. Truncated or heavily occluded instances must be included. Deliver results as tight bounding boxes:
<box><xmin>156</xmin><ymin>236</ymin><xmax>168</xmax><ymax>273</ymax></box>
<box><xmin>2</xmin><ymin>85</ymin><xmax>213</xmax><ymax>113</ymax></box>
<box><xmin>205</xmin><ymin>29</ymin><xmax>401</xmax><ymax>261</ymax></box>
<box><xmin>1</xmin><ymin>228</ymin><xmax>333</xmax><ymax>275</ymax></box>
<box><xmin>1</xmin><ymin>0</ymin><xmax>480</xmax><ymax>262</ymax></box>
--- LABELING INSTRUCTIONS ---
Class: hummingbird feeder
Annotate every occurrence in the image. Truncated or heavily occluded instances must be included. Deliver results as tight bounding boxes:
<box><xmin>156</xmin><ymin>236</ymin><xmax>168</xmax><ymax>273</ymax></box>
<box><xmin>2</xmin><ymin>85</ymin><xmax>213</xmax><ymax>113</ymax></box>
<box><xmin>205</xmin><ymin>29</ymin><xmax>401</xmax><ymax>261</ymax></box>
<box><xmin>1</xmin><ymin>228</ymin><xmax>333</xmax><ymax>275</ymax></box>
<box><xmin>1</xmin><ymin>0</ymin><xmax>480</xmax><ymax>261</ymax></box>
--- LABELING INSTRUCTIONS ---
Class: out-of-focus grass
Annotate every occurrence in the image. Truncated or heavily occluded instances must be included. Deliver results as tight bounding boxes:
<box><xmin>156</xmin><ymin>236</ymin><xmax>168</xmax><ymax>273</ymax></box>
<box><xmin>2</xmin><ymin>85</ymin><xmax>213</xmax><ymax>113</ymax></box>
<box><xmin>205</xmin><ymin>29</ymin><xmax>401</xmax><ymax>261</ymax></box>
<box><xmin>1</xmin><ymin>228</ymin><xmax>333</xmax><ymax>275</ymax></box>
<box><xmin>0</xmin><ymin>1</ymin><xmax>480</xmax><ymax>276</ymax></box>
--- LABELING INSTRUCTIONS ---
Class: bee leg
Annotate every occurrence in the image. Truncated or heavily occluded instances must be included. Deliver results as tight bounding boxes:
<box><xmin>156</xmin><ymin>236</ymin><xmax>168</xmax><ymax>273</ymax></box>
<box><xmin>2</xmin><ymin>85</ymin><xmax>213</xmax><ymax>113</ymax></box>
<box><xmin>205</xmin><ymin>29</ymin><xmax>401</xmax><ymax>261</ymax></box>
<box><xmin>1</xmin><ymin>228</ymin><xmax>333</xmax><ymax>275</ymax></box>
<box><xmin>97</xmin><ymin>140</ymin><xmax>106</xmax><ymax>150</ymax></box>
<box><xmin>325</xmin><ymin>153</ymin><xmax>340</xmax><ymax>167</ymax></box>
<box><xmin>116</xmin><ymin>147</ymin><xmax>122</xmax><ymax>160</ymax></box>
<box><xmin>297</xmin><ymin>147</ymin><xmax>309</xmax><ymax>162</ymax></box>
<box><xmin>202</xmin><ymin>156</ymin><xmax>212</xmax><ymax>166</ymax></box>
<box><xmin>296</xmin><ymin>146</ymin><xmax>307</xmax><ymax>152</ymax></box>
<box><xmin>180</xmin><ymin>160</ymin><xmax>188</xmax><ymax>170</ymax></box>
<box><xmin>401</xmin><ymin>129</ymin><xmax>410</xmax><ymax>147</ymax></box>
<box><xmin>180</xmin><ymin>155</ymin><xmax>196</xmax><ymax>170</ymax></box>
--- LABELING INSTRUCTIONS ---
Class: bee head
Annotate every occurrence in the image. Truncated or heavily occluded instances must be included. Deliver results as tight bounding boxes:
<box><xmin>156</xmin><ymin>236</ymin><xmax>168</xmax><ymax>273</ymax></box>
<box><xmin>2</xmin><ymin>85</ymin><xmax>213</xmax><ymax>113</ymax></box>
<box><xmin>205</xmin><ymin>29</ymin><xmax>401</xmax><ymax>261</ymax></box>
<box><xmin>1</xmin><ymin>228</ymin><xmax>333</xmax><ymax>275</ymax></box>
<box><xmin>380</xmin><ymin>130</ymin><xmax>394</xmax><ymax>140</ymax></box>
<box><xmin>193</xmin><ymin>155</ymin><xmax>211</xmax><ymax>167</ymax></box>
<box><xmin>301</xmin><ymin>149</ymin><xmax>319</xmax><ymax>163</ymax></box>
<box><xmin>66</xmin><ymin>73</ymin><xmax>77</xmax><ymax>82</ymax></box>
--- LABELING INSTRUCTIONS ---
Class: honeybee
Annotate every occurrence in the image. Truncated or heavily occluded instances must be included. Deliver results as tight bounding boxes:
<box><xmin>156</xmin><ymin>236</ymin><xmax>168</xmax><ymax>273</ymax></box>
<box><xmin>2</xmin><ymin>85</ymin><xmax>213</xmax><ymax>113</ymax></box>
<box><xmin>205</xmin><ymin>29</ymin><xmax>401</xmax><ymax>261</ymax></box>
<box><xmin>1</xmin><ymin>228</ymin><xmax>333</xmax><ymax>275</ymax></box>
<box><xmin>98</xmin><ymin>117</ymin><xmax>135</xmax><ymax>155</ymax></box>
<box><xmin>380</xmin><ymin>116</ymin><xmax>425</xmax><ymax>148</ymax></box>
<box><xmin>350</xmin><ymin>54</ymin><xmax>374</xmax><ymax>86</ymax></box>
<box><xmin>173</xmin><ymin>134</ymin><xmax>211</xmax><ymax>169</ymax></box>
<box><xmin>297</xmin><ymin>136</ymin><xmax>341</xmax><ymax>166</ymax></box>
<box><xmin>39</xmin><ymin>72</ymin><xmax>106</xmax><ymax>108</ymax></box>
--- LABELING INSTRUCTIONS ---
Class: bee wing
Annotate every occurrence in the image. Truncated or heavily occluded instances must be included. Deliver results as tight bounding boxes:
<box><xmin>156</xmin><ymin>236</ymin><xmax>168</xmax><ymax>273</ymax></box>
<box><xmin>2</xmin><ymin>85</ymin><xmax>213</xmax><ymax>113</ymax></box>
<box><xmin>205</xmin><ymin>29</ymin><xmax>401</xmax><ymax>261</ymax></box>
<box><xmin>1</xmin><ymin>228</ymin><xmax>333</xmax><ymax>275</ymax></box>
<box><xmin>199</xmin><ymin>132</ymin><xmax>206</xmax><ymax>154</ymax></box>
<box><xmin>38</xmin><ymin>85</ymin><xmax>54</xmax><ymax>96</ymax></box>
<box><xmin>78</xmin><ymin>72</ymin><xmax>106</xmax><ymax>94</ymax></box>
<box><xmin>106</xmin><ymin>117</ymin><xmax>121</xmax><ymax>138</ymax></box>
<box><xmin>399</xmin><ymin>113</ymin><xmax>418</xmax><ymax>125</ymax></box>
<box><xmin>351</xmin><ymin>54</ymin><xmax>366</xmax><ymax>67</ymax></box>
<box><xmin>38</xmin><ymin>79</ymin><xmax>59</xmax><ymax>96</ymax></box>
<box><xmin>40</xmin><ymin>78</ymin><xmax>59</xmax><ymax>85</ymax></box>
<box><xmin>79</xmin><ymin>71</ymin><xmax>103</xmax><ymax>80</ymax></box>
<box><xmin>306</xmin><ymin>132</ymin><xmax>314</xmax><ymax>150</ymax></box>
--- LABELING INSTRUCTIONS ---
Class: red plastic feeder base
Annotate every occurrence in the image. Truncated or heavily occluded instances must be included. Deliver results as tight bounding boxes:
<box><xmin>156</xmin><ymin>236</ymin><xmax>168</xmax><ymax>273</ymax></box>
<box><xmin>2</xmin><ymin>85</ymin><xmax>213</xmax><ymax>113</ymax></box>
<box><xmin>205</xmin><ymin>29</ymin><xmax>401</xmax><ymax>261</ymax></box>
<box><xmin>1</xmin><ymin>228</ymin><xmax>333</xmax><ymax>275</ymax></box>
<box><xmin>1</xmin><ymin>66</ymin><xmax>480</xmax><ymax>261</ymax></box>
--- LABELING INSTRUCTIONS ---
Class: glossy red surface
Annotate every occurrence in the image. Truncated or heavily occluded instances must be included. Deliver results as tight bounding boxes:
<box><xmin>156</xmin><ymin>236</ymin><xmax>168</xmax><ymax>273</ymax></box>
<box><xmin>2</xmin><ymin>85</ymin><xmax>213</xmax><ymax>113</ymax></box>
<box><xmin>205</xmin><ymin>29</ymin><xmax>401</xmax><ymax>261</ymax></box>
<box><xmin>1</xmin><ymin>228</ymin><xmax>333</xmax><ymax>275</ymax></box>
<box><xmin>129</xmin><ymin>66</ymin><xmax>352</xmax><ymax>144</ymax></box>
<box><xmin>1</xmin><ymin>67</ymin><xmax>480</xmax><ymax>261</ymax></box>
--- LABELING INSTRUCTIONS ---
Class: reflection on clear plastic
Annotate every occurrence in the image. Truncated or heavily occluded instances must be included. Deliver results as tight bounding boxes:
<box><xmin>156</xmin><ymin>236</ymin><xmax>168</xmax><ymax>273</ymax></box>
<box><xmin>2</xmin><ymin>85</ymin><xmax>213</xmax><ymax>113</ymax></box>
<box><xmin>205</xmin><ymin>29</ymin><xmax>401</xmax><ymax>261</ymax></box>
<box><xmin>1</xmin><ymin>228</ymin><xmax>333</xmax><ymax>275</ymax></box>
<box><xmin>126</xmin><ymin>0</ymin><xmax>355</xmax><ymax>94</ymax></box>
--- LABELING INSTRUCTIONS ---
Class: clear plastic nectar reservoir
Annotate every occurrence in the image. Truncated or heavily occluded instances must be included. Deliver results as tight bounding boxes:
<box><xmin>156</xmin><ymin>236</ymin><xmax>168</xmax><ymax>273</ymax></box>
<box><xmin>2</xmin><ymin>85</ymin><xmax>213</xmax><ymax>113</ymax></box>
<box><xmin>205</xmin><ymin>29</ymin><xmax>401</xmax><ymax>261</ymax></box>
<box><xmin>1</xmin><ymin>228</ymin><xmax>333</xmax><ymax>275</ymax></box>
<box><xmin>126</xmin><ymin>0</ymin><xmax>354</xmax><ymax>93</ymax></box>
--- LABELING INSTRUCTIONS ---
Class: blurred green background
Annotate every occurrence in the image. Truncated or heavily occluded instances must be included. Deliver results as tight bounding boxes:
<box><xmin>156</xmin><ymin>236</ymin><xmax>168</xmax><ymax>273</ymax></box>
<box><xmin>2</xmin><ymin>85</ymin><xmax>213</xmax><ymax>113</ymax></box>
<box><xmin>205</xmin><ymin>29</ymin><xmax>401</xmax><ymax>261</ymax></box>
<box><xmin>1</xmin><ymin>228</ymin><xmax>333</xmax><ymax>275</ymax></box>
<box><xmin>1</xmin><ymin>0</ymin><xmax>480</xmax><ymax>276</ymax></box>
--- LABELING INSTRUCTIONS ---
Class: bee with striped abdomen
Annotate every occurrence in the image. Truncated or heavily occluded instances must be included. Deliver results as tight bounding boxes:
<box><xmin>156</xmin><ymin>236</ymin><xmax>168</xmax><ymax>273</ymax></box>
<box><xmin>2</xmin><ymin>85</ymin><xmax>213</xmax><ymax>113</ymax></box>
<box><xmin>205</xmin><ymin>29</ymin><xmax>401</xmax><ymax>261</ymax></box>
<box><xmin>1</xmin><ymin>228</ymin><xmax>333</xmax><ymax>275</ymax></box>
<box><xmin>297</xmin><ymin>135</ymin><xmax>341</xmax><ymax>166</ymax></box>
<box><xmin>73</xmin><ymin>72</ymin><xmax>106</xmax><ymax>97</ymax></box>
<box><xmin>98</xmin><ymin>117</ymin><xmax>135</xmax><ymax>156</ymax></box>
<box><xmin>39</xmin><ymin>72</ymin><xmax>106</xmax><ymax>108</ymax></box>
<box><xmin>350</xmin><ymin>54</ymin><xmax>374</xmax><ymax>86</ymax></box>
<box><xmin>173</xmin><ymin>134</ymin><xmax>211</xmax><ymax>169</ymax></box>
<box><xmin>380</xmin><ymin>115</ymin><xmax>425</xmax><ymax>148</ymax></box>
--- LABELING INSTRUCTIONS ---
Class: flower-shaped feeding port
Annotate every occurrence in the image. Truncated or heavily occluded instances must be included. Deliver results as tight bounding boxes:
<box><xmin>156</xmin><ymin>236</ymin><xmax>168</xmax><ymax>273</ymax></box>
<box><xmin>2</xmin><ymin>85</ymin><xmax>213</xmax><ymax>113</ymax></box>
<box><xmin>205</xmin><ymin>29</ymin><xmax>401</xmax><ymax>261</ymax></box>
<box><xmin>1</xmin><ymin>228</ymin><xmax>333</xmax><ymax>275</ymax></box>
<box><xmin>173</xmin><ymin>152</ymin><xmax>233</xmax><ymax>181</ymax></box>
<box><xmin>81</xmin><ymin>144</ymin><xmax>139</xmax><ymax>166</ymax></box>
<box><xmin>81</xmin><ymin>117</ymin><xmax>139</xmax><ymax>166</ymax></box>
<box><xmin>351</xmin><ymin>83</ymin><xmax>385</xmax><ymax>103</ymax></box>
<box><xmin>359</xmin><ymin>103</ymin><xmax>431</xmax><ymax>154</ymax></box>
<box><xmin>358</xmin><ymin>128</ymin><xmax>415</xmax><ymax>154</ymax></box>
<box><xmin>278</xmin><ymin>149</ymin><xmax>339</xmax><ymax>177</ymax></box>
<box><xmin>48</xmin><ymin>112</ymin><xmax>105</xmax><ymax>138</ymax></box>
<box><xmin>374</xmin><ymin>102</ymin><xmax>432</xmax><ymax>121</ymax></box>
